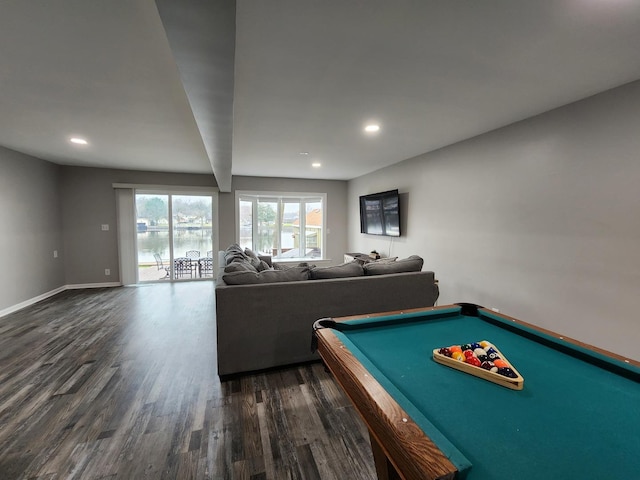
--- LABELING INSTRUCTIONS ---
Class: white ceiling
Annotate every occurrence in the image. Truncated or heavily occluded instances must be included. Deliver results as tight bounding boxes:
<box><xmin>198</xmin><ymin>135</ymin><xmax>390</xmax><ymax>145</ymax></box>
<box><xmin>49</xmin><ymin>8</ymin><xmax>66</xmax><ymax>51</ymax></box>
<box><xmin>1</xmin><ymin>1</ymin><xmax>640</xmax><ymax>192</ymax></box>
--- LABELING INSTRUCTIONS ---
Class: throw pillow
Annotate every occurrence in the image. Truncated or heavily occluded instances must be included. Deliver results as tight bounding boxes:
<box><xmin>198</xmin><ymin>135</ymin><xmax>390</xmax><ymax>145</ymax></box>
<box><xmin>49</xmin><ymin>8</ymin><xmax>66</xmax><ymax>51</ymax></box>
<box><xmin>256</xmin><ymin>259</ymin><xmax>271</xmax><ymax>271</ymax></box>
<box><xmin>244</xmin><ymin>247</ymin><xmax>263</xmax><ymax>269</ymax></box>
<box><xmin>310</xmin><ymin>262</ymin><xmax>364</xmax><ymax>279</ymax></box>
<box><xmin>375</xmin><ymin>256</ymin><xmax>398</xmax><ymax>263</ymax></box>
<box><xmin>222</xmin><ymin>266</ymin><xmax>310</xmax><ymax>285</ymax></box>
<box><xmin>363</xmin><ymin>255</ymin><xmax>423</xmax><ymax>275</ymax></box>
<box><xmin>224</xmin><ymin>261</ymin><xmax>257</xmax><ymax>273</ymax></box>
<box><xmin>224</xmin><ymin>244</ymin><xmax>248</xmax><ymax>265</ymax></box>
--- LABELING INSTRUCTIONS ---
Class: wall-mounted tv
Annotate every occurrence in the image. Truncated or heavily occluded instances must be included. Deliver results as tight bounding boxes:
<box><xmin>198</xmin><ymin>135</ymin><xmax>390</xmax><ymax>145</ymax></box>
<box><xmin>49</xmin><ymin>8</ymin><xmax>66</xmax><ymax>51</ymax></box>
<box><xmin>359</xmin><ymin>189</ymin><xmax>401</xmax><ymax>237</ymax></box>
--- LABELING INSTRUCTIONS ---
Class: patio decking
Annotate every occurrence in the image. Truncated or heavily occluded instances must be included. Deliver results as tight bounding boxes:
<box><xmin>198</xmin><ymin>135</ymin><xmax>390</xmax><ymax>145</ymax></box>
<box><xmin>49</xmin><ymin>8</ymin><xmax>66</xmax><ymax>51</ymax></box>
<box><xmin>137</xmin><ymin>263</ymin><xmax>214</xmax><ymax>282</ymax></box>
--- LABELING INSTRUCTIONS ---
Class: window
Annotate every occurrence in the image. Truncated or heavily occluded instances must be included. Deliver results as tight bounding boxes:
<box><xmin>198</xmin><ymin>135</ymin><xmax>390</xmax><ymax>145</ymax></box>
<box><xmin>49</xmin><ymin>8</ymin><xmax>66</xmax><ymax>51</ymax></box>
<box><xmin>237</xmin><ymin>191</ymin><xmax>326</xmax><ymax>260</ymax></box>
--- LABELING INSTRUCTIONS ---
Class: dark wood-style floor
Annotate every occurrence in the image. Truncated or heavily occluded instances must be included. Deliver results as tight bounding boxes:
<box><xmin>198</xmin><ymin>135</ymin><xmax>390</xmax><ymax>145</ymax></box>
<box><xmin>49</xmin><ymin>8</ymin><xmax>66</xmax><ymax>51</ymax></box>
<box><xmin>0</xmin><ymin>283</ymin><xmax>376</xmax><ymax>479</ymax></box>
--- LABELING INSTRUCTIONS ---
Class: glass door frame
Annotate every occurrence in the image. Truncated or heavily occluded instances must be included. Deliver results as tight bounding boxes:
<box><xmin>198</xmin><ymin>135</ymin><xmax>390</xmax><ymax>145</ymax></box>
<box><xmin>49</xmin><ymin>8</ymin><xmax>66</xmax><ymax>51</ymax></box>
<box><xmin>134</xmin><ymin>186</ymin><xmax>218</xmax><ymax>283</ymax></box>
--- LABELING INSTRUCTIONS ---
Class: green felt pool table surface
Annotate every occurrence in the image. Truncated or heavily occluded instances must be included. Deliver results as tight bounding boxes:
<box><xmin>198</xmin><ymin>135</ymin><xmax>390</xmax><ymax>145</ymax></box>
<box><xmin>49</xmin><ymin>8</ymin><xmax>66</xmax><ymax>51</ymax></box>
<box><xmin>319</xmin><ymin>305</ymin><xmax>640</xmax><ymax>480</ymax></box>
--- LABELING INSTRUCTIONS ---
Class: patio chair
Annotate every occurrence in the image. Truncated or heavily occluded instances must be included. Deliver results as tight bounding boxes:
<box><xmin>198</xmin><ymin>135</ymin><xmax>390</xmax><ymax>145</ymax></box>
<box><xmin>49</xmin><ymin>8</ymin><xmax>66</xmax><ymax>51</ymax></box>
<box><xmin>199</xmin><ymin>256</ymin><xmax>213</xmax><ymax>277</ymax></box>
<box><xmin>185</xmin><ymin>250</ymin><xmax>200</xmax><ymax>260</ymax></box>
<box><xmin>183</xmin><ymin>250</ymin><xmax>200</xmax><ymax>277</ymax></box>
<box><xmin>153</xmin><ymin>253</ymin><xmax>169</xmax><ymax>278</ymax></box>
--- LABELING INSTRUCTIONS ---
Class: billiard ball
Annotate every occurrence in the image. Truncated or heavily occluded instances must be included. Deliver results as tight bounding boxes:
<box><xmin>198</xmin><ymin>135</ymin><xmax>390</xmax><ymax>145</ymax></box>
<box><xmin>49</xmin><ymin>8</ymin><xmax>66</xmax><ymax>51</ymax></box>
<box><xmin>477</xmin><ymin>354</ymin><xmax>488</xmax><ymax>362</ymax></box>
<box><xmin>449</xmin><ymin>345</ymin><xmax>462</xmax><ymax>354</ymax></box>
<box><xmin>481</xmin><ymin>361</ymin><xmax>498</xmax><ymax>373</ymax></box>
<box><xmin>488</xmin><ymin>352</ymin><xmax>501</xmax><ymax>361</ymax></box>
<box><xmin>470</xmin><ymin>342</ymin><xmax>482</xmax><ymax>350</ymax></box>
<box><xmin>465</xmin><ymin>357</ymin><xmax>482</xmax><ymax>367</ymax></box>
<box><xmin>463</xmin><ymin>350</ymin><xmax>475</xmax><ymax>358</ymax></box>
<box><xmin>493</xmin><ymin>359</ymin><xmax>508</xmax><ymax>369</ymax></box>
<box><xmin>452</xmin><ymin>351</ymin><xmax>465</xmax><ymax>362</ymax></box>
<box><xmin>461</xmin><ymin>344</ymin><xmax>472</xmax><ymax>351</ymax></box>
<box><xmin>473</xmin><ymin>348</ymin><xmax>487</xmax><ymax>357</ymax></box>
<box><xmin>498</xmin><ymin>367</ymin><xmax>518</xmax><ymax>378</ymax></box>
<box><xmin>438</xmin><ymin>347</ymin><xmax>452</xmax><ymax>357</ymax></box>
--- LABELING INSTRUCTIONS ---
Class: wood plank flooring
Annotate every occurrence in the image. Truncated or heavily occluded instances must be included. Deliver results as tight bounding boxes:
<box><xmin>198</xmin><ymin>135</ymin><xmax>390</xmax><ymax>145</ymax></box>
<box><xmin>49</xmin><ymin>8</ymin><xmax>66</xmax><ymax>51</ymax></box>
<box><xmin>0</xmin><ymin>283</ymin><xmax>376</xmax><ymax>479</ymax></box>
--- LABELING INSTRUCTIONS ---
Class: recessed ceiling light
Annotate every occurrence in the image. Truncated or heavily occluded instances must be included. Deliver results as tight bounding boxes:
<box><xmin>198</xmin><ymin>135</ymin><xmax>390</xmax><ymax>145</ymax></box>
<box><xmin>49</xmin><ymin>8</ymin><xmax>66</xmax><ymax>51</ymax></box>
<box><xmin>364</xmin><ymin>124</ymin><xmax>380</xmax><ymax>133</ymax></box>
<box><xmin>70</xmin><ymin>137</ymin><xmax>88</xmax><ymax>145</ymax></box>
<box><xmin>312</xmin><ymin>162</ymin><xmax>321</xmax><ymax>168</ymax></box>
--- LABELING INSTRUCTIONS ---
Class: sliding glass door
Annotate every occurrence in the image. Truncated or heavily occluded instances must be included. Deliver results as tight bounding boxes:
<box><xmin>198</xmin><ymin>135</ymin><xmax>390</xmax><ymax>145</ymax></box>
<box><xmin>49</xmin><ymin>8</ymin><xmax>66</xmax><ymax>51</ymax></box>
<box><xmin>135</xmin><ymin>192</ymin><xmax>214</xmax><ymax>282</ymax></box>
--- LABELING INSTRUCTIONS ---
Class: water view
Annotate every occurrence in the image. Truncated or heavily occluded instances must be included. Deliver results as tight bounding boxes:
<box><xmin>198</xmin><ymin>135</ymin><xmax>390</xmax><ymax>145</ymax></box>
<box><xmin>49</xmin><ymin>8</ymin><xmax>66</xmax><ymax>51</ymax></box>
<box><xmin>137</xmin><ymin>229</ymin><xmax>213</xmax><ymax>263</ymax></box>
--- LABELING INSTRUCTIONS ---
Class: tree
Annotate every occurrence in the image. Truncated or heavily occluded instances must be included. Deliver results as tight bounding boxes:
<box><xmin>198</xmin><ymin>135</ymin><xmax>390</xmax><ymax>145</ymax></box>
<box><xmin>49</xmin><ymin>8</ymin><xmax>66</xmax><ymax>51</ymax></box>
<box><xmin>258</xmin><ymin>203</ymin><xmax>276</xmax><ymax>223</ymax></box>
<box><xmin>138</xmin><ymin>197</ymin><xmax>166</xmax><ymax>226</ymax></box>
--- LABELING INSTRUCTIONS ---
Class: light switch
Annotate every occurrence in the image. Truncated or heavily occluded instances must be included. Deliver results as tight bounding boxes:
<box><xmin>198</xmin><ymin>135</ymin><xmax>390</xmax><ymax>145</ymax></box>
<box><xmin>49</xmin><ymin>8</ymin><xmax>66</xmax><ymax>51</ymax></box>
<box><xmin>101</xmin><ymin>224</ymin><xmax>109</xmax><ymax>231</ymax></box>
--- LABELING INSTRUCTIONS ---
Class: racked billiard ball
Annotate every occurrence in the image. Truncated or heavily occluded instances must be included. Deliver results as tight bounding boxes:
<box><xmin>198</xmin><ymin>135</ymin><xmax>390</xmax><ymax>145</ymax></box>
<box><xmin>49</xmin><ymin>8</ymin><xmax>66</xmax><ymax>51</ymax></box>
<box><xmin>452</xmin><ymin>351</ymin><xmax>465</xmax><ymax>362</ymax></box>
<box><xmin>481</xmin><ymin>361</ymin><xmax>498</xmax><ymax>373</ymax></box>
<box><xmin>438</xmin><ymin>347</ymin><xmax>452</xmax><ymax>357</ymax></box>
<box><xmin>493</xmin><ymin>359</ymin><xmax>508</xmax><ymax>369</ymax></box>
<box><xmin>488</xmin><ymin>352</ymin><xmax>501</xmax><ymax>361</ymax></box>
<box><xmin>461</xmin><ymin>343</ymin><xmax>472</xmax><ymax>351</ymax></box>
<box><xmin>465</xmin><ymin>356</ymin><xmax>482</xmax><ymax>367</ymax></box>
<box><xmin>498</xmin><ymin>367</ymin><xmax>518</xmax><ymax>378</ymax></box>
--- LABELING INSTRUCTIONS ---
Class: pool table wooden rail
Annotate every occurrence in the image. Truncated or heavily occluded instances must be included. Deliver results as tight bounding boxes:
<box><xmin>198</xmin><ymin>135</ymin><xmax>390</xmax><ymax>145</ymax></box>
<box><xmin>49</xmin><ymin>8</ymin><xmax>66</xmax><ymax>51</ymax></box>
<box><xmin>315</xmin><ymin>327</ymin><xmax>458</xmax><ymax>480</ymax></box>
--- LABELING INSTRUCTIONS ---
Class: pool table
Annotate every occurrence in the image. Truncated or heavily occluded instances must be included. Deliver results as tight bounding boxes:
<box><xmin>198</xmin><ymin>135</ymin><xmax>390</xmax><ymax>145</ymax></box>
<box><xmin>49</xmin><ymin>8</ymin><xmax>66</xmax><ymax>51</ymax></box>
<box><xmin>312</xmin><ymin>303</ymin><xmax>640</xmax><ymax>480</ymax></box>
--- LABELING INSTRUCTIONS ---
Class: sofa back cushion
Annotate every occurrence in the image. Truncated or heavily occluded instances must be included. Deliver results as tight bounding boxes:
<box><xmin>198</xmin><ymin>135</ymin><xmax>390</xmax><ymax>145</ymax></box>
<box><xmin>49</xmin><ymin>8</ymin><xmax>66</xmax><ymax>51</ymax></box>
<box><xmin>222</xmin><ymin>266</ymin><xmax>310</xmax><ymax>285</ymax></box>
<box><xmin>363</xmin><ymin>255</ymin><xmax>424</xmax><ymax>275</ymax></box>
<box><xmin>310</xmin><ymin>262</ymin><xmax>364</xmax><ymax>279</ymax></box>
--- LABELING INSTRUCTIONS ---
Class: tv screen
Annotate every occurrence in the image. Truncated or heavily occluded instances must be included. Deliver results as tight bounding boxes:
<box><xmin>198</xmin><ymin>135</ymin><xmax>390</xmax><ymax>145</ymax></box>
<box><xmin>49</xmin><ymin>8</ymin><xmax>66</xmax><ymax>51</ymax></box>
<box><xmin>359</xmin><ymin>189</ymin><xmax>400</xmax><ymax>237</ymax></box>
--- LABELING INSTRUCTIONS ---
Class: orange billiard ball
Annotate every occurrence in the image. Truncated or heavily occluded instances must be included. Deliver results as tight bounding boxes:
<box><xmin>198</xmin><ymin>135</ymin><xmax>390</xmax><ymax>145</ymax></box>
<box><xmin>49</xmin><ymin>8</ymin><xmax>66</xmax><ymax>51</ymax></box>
<box><xmin>493</xmin><ymin>359</ymin><xmax>508</xmax><ymax>369</ymax></box>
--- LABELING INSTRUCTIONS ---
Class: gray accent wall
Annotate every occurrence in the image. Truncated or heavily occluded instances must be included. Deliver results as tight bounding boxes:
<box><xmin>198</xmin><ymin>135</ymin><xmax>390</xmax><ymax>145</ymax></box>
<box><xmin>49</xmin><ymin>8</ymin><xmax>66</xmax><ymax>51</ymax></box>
<box><xmin>348</xmin><ymin>80</ymin><xmax>640</xmax><ymax>360</ymax></box>
<box><xmin>0</xmin><ymin>147</ymin><xmax>65</xmax><ymax>311</ymax></box>
<box><xmin>218</xmin><ymin>176</ymin><xmax>348</xmax><ymax>264</ymax></box>
<box><xmin>59</xmin><ymin>166</ymin><xmax>217</xmax><ymax>285</ymax></box>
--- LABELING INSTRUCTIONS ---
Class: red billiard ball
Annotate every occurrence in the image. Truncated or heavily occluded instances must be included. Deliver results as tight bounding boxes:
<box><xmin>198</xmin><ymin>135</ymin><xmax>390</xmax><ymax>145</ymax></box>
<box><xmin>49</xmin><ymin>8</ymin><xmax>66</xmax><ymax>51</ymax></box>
<box><xmin>465</xmin><ymin>357</ymin><xmax>482</xmax><ymax>367</ymax></box>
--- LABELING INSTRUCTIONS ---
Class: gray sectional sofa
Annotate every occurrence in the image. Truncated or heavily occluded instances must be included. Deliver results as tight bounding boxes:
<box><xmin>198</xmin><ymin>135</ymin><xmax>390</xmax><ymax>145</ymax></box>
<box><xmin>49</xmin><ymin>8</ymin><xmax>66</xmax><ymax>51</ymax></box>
<box><xmin>215</xmin><ymin>246</ymin><xmax>440</xmax><ymax>377</ymax></box>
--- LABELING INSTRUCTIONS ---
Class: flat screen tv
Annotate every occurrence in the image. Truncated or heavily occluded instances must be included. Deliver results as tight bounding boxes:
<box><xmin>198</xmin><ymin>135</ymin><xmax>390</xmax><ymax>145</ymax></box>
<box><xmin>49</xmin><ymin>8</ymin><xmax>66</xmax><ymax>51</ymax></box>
<box><xmin>359</xmin><ymin>189</ymin><xmax>401</xmax><ymax>237</ymax></box>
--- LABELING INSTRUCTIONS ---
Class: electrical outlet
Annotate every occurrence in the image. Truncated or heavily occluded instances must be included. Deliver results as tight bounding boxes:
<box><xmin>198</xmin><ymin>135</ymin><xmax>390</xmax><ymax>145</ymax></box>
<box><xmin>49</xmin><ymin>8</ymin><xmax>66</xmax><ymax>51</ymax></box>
<box><xmin>105</xmin><ymin>269</ymin><xmax>111</xmax><ymax>276</ymax></box>
<box><xmin>101</xmin><ymin>224</ymin><xmax>109</xmax><ymax>231</ymax></box>
<box><xmin>53</xmin><ymin>250</ymin><xmax>58</xmax><ymax>258</ymax></box>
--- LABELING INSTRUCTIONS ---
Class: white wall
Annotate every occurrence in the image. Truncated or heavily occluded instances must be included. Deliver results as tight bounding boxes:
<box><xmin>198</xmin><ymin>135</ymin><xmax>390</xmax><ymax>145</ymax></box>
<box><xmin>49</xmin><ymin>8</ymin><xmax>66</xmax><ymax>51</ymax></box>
<box><xmin>349</xmin><ymin>80</ymin><xmax>640</xmax><ymax>360</ymax></box>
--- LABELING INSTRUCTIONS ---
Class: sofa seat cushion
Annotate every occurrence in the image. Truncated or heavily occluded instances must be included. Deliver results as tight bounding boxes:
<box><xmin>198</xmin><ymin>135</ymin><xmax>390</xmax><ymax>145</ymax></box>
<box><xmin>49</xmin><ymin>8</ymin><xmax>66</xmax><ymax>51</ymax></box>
<box><xmin>222</xmin><ymin>266</ymin><xmax>311</xmax><ymax>285</ymax></box>
<box><xmin>310</xmin><ymin>262</ymin><xmax>364</xmax><ymax>279</ymax></box>
<box><xmin>363</xmin><ymin>255</ymin><xmax>424</xmax><ymax>275</ymax></box>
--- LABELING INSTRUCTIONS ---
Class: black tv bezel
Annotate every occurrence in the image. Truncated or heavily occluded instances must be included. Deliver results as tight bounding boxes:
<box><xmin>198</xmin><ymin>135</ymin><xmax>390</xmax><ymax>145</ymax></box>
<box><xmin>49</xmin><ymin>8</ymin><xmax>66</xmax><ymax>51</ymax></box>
<box><xmin>359</xmin><ymin>189</ymin><xmax>401</xmax><ymax>237</ymax></box>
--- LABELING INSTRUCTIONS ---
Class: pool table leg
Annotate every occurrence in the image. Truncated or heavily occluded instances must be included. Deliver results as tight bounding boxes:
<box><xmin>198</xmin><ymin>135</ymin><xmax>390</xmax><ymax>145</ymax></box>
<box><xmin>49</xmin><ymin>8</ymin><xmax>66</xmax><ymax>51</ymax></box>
<box><xmin>369</xmin><ymin>430</ymin><xmax>402</xmax><ymax>480</ymax></box>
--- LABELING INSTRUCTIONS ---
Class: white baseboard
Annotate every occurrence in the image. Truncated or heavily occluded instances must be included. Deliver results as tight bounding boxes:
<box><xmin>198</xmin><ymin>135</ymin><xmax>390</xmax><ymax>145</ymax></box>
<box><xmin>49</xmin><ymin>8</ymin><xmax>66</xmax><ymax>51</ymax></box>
<box><xmin>0</xmin><ymin>282</ymin><xmax>122</xmax><ymax>318</ymax></box>
<box><xmin>65</xmin><ymin>282</ymin><xmax>122</xmax><ymax>290</ymax></box>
